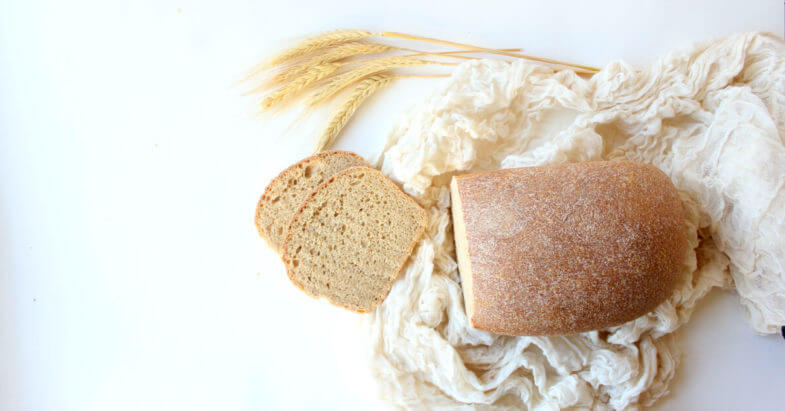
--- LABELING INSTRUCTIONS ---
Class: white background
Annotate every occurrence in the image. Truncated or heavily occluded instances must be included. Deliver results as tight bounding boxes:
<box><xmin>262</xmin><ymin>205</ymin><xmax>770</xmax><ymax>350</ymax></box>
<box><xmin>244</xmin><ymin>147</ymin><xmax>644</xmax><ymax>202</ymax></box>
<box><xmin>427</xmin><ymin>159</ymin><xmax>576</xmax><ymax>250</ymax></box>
<box><xmin>2</xmin><ymin>0</ymin><xmax>784</xmax><ymax>410</ymax></box>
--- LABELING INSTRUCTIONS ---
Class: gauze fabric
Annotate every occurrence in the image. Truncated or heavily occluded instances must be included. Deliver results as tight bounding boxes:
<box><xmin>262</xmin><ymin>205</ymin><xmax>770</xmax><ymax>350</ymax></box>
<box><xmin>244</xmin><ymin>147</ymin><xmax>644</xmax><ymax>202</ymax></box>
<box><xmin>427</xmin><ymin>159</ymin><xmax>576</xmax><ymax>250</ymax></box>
<box><xmin>367</xmin><ymin>32</ymin><xmax>785</xmax><ymax>409</ymax></box>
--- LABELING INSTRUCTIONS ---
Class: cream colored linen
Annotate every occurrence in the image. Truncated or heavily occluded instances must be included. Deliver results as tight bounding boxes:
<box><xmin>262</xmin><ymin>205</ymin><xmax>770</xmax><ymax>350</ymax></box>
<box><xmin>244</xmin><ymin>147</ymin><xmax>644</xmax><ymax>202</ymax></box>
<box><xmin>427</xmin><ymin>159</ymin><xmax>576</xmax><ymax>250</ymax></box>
<box><xmin>368</xmin><ymin>32</ymin><xmax>785</xmax><ymax>409</ymax></box>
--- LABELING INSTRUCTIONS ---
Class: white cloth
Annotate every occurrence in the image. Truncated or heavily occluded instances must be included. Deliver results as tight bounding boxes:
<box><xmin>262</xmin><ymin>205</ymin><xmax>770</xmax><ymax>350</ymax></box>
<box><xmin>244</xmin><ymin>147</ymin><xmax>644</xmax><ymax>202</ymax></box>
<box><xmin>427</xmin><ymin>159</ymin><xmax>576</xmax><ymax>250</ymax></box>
<box><xmin>368</xmin><ymin>32</ymin><xmax>785</xmax><ymax>409</ymax></box>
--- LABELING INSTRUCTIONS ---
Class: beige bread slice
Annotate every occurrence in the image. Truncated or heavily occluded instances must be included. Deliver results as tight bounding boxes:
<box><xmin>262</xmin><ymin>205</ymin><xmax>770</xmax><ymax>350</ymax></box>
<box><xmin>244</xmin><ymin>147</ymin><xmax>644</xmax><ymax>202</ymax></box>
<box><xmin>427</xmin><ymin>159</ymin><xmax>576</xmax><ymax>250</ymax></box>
<box><xmin>255</xmin><ymin>150</ymin><xmax>369</xmax><ymax>252</ymax></box>
<box><xmin>281</xmin><ymin>166</ymin><xmax>427</xmax><ymax>312</ymax></box>
<box><xmin>451</xmin><ymin>161</ymin><xmax>688</xmax><ymax>336</ymax></box>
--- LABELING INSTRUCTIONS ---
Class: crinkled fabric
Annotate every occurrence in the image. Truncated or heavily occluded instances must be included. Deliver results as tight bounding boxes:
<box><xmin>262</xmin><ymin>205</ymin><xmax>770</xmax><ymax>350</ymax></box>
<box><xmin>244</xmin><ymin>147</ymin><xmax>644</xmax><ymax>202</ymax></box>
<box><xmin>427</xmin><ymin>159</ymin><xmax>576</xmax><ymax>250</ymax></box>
<box><xmin>367</xmin><ymin>32</ymin><xmax>785</xmax><ymax>409</ymax></box>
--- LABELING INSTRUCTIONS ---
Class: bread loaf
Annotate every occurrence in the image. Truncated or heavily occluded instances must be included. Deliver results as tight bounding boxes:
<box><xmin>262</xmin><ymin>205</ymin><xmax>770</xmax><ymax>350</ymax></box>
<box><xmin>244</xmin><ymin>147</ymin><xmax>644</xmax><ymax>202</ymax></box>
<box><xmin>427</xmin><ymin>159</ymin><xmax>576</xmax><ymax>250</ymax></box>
<box><xmin>282</xmin><ymin>166</ymin><xmax>427</xmax><ymax>312</ymax></box>
<box><xmin>255</xmin><ymin>151</ymin><xmax>369</xmax><ymax>252</ymax></box>
<box><xmin>450</xmin><ymin>161</ymin><xmax>688</xmax><ymax>336</ymax></box>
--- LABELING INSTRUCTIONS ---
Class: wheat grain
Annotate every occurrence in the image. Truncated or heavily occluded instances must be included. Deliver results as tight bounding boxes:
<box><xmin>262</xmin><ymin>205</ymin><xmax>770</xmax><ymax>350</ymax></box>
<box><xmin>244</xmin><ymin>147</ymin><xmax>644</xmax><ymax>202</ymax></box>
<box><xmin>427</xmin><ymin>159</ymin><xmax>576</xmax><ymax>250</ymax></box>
<box><xmin>261</xmin><ymin>29</ymin><xmax>372</xmax><ymax>69</ymax></box>
<box><xmin>307</xmin><ymin>56</ymin><xmax>450</xmax><ymax>106</ymax></box>
<box><xmin>260</xmin><ymin>63</ymin><xmax>341</xmax><ymax>110</ymax></box>
<box><xmin>242</xmin><ymin>29</ymin><xmax>371</xmax><ymax>81</ymax></box>
<box><xmin>315</xmin><ymin>75</ymin><xmax>394</xmax><ymax>152</ymax></box>
<box><xmin>272</xmin><ymin>42</ymin><xmax>392</xmax><ymax>85</ymax></box>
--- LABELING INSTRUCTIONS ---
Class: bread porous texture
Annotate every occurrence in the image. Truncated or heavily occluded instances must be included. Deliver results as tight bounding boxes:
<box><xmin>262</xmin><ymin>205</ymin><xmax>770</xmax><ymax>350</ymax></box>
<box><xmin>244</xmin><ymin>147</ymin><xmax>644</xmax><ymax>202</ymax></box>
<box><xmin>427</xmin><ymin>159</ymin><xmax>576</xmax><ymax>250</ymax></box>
<box><xmin>282</xmin><ymin>166</ymin><xmax>427</xmax><ymax>312</ymax></box>
<box><xmin>255</xmin><ymin>151</ymin><xmax>369</xmax><ymax>252</ymax></box>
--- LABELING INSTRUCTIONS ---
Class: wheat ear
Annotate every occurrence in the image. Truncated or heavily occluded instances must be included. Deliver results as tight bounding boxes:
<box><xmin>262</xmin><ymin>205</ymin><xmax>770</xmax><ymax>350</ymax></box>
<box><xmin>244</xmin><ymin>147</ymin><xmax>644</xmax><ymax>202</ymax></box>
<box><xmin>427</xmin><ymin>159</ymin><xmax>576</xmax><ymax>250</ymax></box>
<box><xmin>271</xmin><ymin>41</ymin><xmax>393</xmax><ymax>85</ymax></box>
<box><xmin>315</xmin><ymin>75</ymin><xmax>394</xmax><ymax>152</ymax></box>
<box><xmin>260</xmin><ymin>63</ymin><xmax>341</xmax><ymax>110</ymax></box>
<box><xmin>308</xmin><ymin>56</ymin><xmax>452</xmax><ymax>106</ymax></box>
<box><xmin>261</xmin><ymin>29</ymin><xmax>372</xmax><ymax>69</ymax></box>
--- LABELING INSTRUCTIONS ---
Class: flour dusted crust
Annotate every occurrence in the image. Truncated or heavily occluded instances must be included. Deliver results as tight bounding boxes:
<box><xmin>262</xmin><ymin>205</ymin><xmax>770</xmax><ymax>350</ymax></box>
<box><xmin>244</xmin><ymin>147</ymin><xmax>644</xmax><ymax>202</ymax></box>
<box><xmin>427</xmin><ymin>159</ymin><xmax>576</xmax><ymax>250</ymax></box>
<box><xmin>451</xmin><ymin>161</ymin><xmax>688</xmax><ymax>336</ymax></box>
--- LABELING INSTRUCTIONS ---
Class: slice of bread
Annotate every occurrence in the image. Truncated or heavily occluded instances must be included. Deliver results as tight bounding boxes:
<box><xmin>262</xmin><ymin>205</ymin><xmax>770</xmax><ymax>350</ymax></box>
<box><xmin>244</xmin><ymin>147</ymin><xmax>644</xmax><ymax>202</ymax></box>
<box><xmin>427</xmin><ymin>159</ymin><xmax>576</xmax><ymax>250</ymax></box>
<box><xmin>255</xmin><ymin>151</ymin><xmax>369</xmax><ymax>252</ymax></box>
<box><xmin>281</xmin><ymin>166</ymin><xmax>427</xmax><ymax>312</ymax></box>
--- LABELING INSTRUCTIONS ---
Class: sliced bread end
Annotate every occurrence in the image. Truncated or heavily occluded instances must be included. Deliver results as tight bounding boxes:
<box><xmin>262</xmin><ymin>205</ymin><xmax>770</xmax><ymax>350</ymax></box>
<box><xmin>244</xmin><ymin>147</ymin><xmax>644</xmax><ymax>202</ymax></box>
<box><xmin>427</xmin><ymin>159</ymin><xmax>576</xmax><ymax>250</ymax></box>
<box><xmin>255</xmin><ymin>151</ymin><xmax>369</xmax><ymax>252</ymax></box>
<box><xmin>281</xmin><ymin>166</ymin><xmax>427</xmax><ymax>312</ymax></box>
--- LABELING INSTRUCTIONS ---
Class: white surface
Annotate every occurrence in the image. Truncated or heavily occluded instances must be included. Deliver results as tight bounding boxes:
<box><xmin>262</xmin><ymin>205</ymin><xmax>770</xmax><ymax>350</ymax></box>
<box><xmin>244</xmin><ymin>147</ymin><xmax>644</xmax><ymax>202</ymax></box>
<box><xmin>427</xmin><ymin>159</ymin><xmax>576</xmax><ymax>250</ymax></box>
<box><xmin>1</xmin><ymin>1</ymin><xmax>783</xmax><ymax>410</ymax></box>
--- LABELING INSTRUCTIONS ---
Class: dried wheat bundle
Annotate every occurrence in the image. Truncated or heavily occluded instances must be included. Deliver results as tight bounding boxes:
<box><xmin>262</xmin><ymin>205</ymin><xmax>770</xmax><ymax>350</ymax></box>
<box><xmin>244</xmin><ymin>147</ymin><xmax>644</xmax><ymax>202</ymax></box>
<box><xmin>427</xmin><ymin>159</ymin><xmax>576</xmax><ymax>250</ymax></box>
<box><xmin>244</xmin><ymin>29</ymin><xmax>599</xmax><ymax>152</ymax></box>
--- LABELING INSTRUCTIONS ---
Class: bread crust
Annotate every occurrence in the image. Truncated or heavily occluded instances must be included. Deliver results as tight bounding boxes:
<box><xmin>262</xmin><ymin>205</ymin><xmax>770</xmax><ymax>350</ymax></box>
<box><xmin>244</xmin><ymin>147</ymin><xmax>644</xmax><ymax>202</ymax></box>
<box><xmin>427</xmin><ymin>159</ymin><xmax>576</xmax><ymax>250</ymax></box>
<box><xmin>281</xmin><ymin>166</ymin><xmax>427</xmax><ymax>312</ymax></box>
<box><xmin>451</xmin><ymin>161</ymin><xmax>688</xmax><ymax>336</ymax></box>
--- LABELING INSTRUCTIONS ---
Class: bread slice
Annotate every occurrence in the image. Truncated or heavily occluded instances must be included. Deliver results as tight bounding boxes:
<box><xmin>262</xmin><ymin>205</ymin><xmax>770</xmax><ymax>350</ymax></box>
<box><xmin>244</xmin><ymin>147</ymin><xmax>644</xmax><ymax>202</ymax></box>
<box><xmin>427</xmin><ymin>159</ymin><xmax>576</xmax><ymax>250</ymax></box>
<box><xmin>451</xmin><ymin>161</ymin><xmax>687</xmax><ymax>336</ymax></box>
<box><xmin>255</xmin><ymin>151</ymin><xmax>369</xmax><ymax>252</ymax></box>
<box><xmin>281</xmin><ymin>166</ymin><xmax>427</xmax><ymax>312</ymax></box>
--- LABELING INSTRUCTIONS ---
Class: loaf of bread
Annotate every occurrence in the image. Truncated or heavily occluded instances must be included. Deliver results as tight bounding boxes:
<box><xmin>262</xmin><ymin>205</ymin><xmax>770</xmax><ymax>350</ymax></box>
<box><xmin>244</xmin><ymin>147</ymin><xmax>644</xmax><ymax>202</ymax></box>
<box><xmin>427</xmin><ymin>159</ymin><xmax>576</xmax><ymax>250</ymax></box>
<box><xmin>255</xmin><ymin>151</ymin><xmax>369</xmax><ymax>252</ymax></box>
<box><xmin>282</xmin><ymin>166</ymin><xmax>427</xmax><ymax>312</ymax></box>
<box><xmin>450</xmin><ymin>161</ymin><xmax>687</xmax><ymax>336</ymax></box>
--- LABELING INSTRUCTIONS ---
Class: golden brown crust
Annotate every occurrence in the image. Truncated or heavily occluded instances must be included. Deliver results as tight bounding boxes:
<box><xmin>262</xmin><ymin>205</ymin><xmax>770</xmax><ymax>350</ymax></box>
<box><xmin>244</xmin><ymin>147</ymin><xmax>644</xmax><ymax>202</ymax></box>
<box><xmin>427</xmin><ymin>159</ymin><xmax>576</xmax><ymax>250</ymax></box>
<box><xmin>281</xmin><ymin>166</ymin><xmax>427</xmax><ymax>312</ymax></box>
<box><xmin>452</xmin><ymin>161</ymin><xmax>688</xmax><ymax>336</ymax></box>
<box><xmin>254</xmin><ymin>150</ymin><xmax>368</xmax><ymax>251</ymax></box>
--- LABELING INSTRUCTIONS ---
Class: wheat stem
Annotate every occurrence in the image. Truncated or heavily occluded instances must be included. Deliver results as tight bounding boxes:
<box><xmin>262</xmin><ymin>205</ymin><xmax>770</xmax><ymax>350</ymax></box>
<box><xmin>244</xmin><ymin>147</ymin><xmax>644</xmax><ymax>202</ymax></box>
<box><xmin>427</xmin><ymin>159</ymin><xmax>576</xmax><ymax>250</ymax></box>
<box><xmin>396</xmin><ymin>74</ymin><xmax>451</xmax><ymax>78</ymax></box>
<box><xmin>396</xmin><ymin>47</ymin><xmax>522</xmax><ymax>60</ymax></box>
<box><xmin>379</xmin><ymin>31</ymin><xmax>599</xmax><ymax>73</ymax></box>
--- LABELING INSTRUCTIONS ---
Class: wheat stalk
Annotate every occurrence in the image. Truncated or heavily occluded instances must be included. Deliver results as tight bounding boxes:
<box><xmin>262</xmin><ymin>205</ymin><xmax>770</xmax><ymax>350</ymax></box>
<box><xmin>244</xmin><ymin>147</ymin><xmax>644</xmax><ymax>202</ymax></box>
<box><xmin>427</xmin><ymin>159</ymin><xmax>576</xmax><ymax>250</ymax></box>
<box><xmin>242</xmin><ymin>28</ymin><xmax>602</xmax><ymax>151</ymax></box>
<box><xmin>247</xmin><ymin>29</ymin><xmax>598</xmax><ymax>81</ymax></box>
<box><xmin>308</xmin><ymin>56</ymin><xmax>452</xmax><ymax>106</ymax></box>
<box><xmin>260</xmin><ymin>62</ymin><xmax>341</xmax><ymax>110</ymax></box>
<box><xmin>315</xmin><ymin>74</ymin><xmax>394</xmax><ymax>152</ymax></box>
<box><xmin>272</xmin><ymin>41</ymin><xmax>393</xmax><ymax>85</ymax></box>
